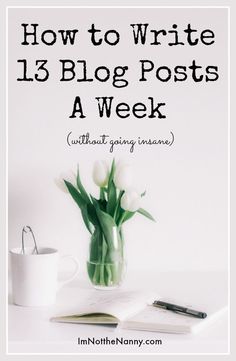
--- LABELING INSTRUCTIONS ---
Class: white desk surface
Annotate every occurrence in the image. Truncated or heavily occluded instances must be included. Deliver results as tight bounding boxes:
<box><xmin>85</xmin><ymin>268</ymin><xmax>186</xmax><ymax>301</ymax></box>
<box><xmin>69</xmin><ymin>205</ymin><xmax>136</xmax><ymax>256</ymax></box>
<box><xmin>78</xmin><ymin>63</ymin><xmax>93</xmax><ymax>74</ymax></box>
<box><xmin>8</xmin><ymin>270</ymin><xmax>228</xmax><ymax>354</ymax></box>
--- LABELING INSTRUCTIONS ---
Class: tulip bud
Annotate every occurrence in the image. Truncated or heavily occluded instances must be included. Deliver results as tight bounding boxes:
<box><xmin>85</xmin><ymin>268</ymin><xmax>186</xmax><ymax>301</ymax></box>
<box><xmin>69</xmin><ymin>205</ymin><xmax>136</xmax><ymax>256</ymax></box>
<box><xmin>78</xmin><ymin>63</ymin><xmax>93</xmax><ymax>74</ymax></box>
<box><xmin>114</xmin><ymin>161</ymin><xmax>133</xmax><ymax>191</ymax></box>
<box><xmin>92</xmin><ymin>160</ymin><xmax>109</xmax><ymax>187</ymax></box>
<box><xmin>120</xmin><ymin>190</ymin><xmax>141</xmax><ymax>212</ymax></box>
<box><xmin>55</xmin><ymin>171</ymin><xmax>76</xmax><ymax>193</ymax></box>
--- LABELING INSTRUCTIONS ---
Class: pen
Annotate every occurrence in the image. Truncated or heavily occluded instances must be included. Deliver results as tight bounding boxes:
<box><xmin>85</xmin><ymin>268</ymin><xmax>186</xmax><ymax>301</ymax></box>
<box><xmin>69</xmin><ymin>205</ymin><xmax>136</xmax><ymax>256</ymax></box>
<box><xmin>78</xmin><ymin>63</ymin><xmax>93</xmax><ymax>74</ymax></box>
<box><xmin>153</xmin><ymin>300</ymin><xmax>207</xmax><ymax>319</ymax></box>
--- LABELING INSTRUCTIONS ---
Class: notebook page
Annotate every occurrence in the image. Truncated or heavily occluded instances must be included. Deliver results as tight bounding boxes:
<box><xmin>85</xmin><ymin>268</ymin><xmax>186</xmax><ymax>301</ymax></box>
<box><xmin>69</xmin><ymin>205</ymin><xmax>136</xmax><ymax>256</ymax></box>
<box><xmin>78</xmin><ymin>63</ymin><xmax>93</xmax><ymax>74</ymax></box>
<box><xmin>53</xmin><ymin>289</ymin><xmax>156</xmax><ymax>321</ymax></box>
<box><xmin>122</xmin><ymin>305</ymin><xmax>200</xmax><ymax>333</ymax></box>
<box><xmin>122</xmin><ymin>298</ymin><xmax>227</xmax><ymax>333</ymax></box>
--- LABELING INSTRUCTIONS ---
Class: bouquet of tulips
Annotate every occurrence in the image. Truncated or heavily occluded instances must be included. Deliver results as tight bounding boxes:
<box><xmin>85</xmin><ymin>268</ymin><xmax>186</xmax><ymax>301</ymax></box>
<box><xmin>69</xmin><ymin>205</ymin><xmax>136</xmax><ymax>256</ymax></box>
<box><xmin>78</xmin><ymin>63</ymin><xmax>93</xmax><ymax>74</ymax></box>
<box><xmin>58</xmin><ymin>159</ymin><xmax>155</xmax><ymax>288</ymax></box>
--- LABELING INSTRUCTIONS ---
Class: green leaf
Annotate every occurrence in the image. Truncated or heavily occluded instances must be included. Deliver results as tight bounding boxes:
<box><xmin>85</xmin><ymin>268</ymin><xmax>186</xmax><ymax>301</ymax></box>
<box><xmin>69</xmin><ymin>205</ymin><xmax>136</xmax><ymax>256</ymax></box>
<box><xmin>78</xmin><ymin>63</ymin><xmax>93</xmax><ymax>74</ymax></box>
<box><xmin>76</xmin><ymin>165</ymin><xmax>91</xmax><ymax>204</ymax></box>
<box><xmin>137</xmin><ymin>208</ymin><xmax>156</xmax><ymax>222</ymax></box>
<box><xmin>87</xmin><ymin>203</ymin><xmax>100</xmax><ymax>227</ymax></box>
<box><xmin>80</xmin><ymin>205</ymin><xmax>93</xmax><ymax>234</ymax></box>
<box><xmin>64</xmin><ymin>180</ymin><xmax>92</xmax><ymax>233</ymax></box>
<box><xmin>106</xmin><ymin>160</ymin><xmax>117</xmax><ymax>216</ymax></box>
<box><xmin>117</xmin><ymin>209</ymin><xmax>135</xmax><ymax>226</ymax></box>
<box><xmin>113</xmin><ymin>191</ymin><xmax>123</xmax><ymax>223</ymax></box>
<box><xmin>98</xmin><ymin>199</ymin><xmax>107</xmax><ymax>212</ymax></box>
<box><xmin>91</xmin><ymin>197</ymin><xmax>117</xmax><ymax>253</ymax></box>
<box><xmin>117</xmin><ymin>208</ymin><xmax>125</xmax><ymax>226</ymax></box>
<box><xmin>106</xmin><ymin>181</ymin><xmax>117</xmax><ymax>216</ymax></box>
<box><xmin>64</xmin><ymin>180</ymin><xmax>86</xmax><ymax>209</ymax></box>
<box><xmin>122</xmin><ymin>211</ymin><xmax>135</xmax><ymax>223</ymax></box>
<box><xmin>108</xmin><ymin>158</ymin><xmax>116</xmax><ymax>184</ymax></box>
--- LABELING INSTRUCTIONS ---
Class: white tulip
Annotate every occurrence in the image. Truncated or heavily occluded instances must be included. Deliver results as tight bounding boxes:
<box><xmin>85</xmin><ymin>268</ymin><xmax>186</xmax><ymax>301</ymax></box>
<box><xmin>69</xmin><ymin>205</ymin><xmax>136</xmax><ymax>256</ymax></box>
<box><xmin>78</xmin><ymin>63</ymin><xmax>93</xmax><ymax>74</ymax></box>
<box><xmin>120</xmin><ymin>190</ymin><xmax>141</xmax><ymax>212</ymax></box>
<box><xmin>114</xmin><ymin>161</ymin><xmax>133</xmax><ymax>190</ymax></box>
<box><xmin>92</xmin><ymin>160</ymin><xmax>109</xmax><ymax>187</ymax></box>
<box><xmin>54</xmin><ymin>171</ymin><xmax>76</xmax><ymax>193</ymax></box>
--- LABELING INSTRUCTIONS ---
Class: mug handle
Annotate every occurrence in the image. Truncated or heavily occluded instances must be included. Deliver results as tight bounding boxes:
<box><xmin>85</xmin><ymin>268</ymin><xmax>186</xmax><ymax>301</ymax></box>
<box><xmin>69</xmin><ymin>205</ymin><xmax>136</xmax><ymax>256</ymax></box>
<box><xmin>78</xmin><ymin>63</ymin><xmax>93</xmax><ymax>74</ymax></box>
<box><xmin>58</xmin><ymin>255</ymin><xmax>79</xmax><ymax>289</ymax></box>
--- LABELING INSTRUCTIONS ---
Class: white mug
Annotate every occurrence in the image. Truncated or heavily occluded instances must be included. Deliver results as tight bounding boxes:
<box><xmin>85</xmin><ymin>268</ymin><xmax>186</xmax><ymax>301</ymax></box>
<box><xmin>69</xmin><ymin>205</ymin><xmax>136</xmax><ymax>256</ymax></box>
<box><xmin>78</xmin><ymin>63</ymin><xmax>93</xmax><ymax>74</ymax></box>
<box><xmin>10</xmin><ymin>247</ymin><xmax>79</xmax><ymax>307</ymax></box>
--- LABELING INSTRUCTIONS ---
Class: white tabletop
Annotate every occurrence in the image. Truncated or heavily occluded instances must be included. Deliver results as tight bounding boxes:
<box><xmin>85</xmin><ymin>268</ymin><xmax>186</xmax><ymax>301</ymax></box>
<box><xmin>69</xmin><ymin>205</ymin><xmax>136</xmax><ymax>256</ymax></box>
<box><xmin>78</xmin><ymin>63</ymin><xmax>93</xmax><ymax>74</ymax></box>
<box><xmin>8</xmin><ymin>270</ymin><xmax>228</xmax><ymax>354</ymax></box>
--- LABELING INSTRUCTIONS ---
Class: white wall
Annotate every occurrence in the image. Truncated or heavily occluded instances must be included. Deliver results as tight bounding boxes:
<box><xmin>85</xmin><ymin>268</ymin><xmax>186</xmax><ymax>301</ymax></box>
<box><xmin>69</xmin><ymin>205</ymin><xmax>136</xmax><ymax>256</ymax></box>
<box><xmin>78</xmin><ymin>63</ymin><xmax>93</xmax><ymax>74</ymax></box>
<box><xmin>8</xmin><ymin>8</ymin><xmax>228</xmax><ymax>272</ymax></box>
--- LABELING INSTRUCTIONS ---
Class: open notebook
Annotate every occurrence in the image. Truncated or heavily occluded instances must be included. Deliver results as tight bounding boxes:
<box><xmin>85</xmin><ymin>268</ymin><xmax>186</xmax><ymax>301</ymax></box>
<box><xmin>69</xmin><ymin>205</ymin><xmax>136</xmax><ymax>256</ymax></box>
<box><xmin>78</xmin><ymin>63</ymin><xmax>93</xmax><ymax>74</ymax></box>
<box><xmin>51</xmin><ymin>290</ymin><xmax>227</xmax><ymax>334</ymax></box>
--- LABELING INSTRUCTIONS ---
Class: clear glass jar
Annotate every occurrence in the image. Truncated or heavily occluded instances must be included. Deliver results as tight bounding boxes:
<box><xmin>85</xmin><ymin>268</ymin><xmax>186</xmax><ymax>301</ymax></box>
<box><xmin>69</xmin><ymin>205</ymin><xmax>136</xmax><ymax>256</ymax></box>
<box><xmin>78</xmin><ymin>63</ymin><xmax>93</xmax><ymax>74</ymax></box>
<box><xmin>87</xmin><ymin>226</ymin><xmax>125</xmax><ymax>290</ymax></box>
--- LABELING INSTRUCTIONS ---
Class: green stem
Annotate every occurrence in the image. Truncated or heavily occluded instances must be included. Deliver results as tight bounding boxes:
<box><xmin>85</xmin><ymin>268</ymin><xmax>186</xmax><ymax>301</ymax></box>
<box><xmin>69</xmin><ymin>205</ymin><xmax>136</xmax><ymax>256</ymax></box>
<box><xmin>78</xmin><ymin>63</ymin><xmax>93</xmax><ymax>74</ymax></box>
<box><xmin>92</xmin><ymin>264</ymin><xmax>101</xmax><ymax>285</ymax></box>
<box><xmin>100</xmin><ymin>187</ymin><xmax>105</xmax><ymax>200</ymax></box>
<box><xmin>105</xmin><ymin>265</ymin><xmax>112</xmax><ymax>286</ymax></box>
<box><xmin>101</xmin><ymin>235</ymin><xmax>107</xmax><ymax>285</ymax></box>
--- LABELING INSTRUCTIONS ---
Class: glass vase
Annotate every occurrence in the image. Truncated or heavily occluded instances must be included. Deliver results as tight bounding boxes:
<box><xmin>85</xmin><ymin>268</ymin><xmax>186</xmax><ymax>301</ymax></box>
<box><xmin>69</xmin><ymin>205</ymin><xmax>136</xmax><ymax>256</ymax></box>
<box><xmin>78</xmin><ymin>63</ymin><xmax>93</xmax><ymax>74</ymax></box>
<box><xmin>87</xmin><ymin>226</ymin><xmax>125</xmax><ymax>290</ymax></box>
